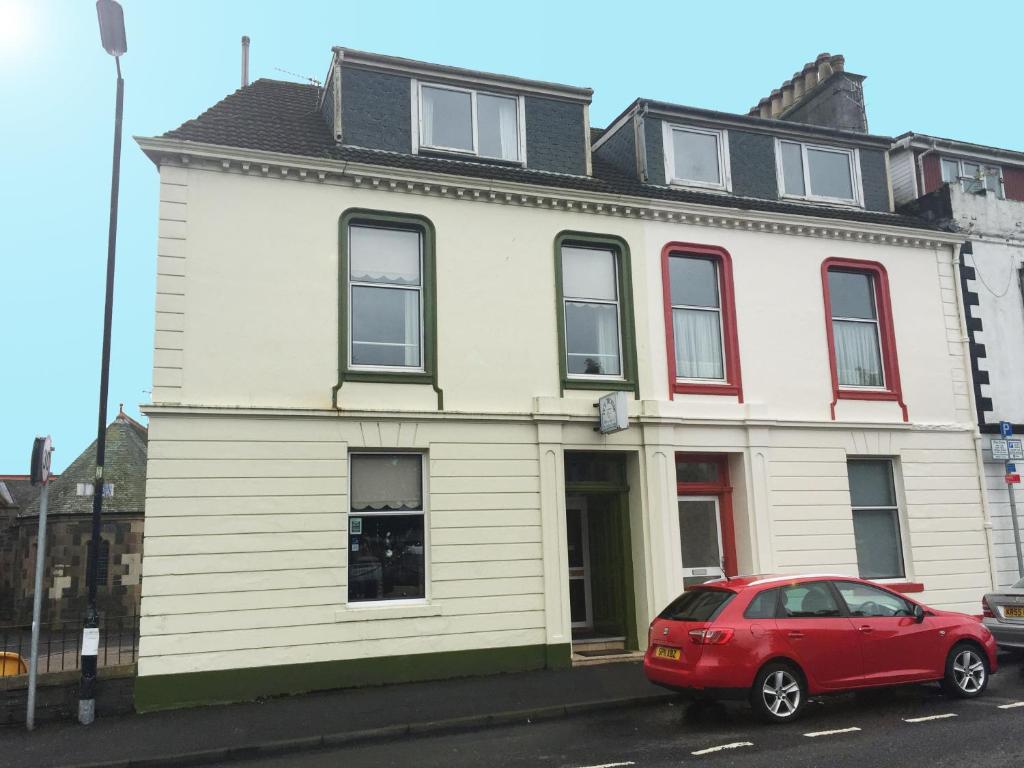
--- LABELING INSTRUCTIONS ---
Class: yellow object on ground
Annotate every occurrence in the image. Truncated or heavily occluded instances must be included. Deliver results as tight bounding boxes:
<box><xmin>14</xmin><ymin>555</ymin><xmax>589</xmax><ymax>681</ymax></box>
<box><xmin>0</xmin><ymin>651</ymin><xmax>28</xmax><ymax>676</ymax></box>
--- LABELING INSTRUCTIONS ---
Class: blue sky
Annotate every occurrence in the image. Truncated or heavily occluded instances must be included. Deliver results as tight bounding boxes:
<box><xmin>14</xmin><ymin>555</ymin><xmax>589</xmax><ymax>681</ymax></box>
<box><xmin>2</xmin><ymin>0</ymin><xmax>1022</xmax><ymax>472</ymax></box>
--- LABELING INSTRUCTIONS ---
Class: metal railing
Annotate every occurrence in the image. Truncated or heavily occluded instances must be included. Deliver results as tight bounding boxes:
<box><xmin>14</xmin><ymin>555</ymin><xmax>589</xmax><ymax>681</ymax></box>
<box><xmin>0</xmin><ymin>614</ymin><xmax>139</xmax><ymax>675</ymax></box>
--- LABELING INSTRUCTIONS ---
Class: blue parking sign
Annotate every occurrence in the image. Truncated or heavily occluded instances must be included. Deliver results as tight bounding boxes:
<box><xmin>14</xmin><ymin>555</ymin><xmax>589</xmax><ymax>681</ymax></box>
<box><xmin>1001</xmin><ymin>421</ymin><xmax>1013</xmax><ymax>437</ymax></box>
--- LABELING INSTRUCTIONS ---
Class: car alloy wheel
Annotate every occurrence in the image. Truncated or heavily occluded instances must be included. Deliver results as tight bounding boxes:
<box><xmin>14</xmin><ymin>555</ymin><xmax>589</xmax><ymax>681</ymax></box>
<box><xmin>952</xmin><ymin>649</ymin><xmax>985</xmax><ymax>694</ymax></box>
<box><xmin>762</xmin><ymin>669</ymin><xmax>801</xmax><ymax>717</ymax></box>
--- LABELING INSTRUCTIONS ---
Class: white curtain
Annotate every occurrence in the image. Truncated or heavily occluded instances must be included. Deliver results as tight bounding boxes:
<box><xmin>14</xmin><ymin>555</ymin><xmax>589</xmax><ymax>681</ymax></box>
<box><xmin>496</xmin><ymin>97</ymin><xmax>517</xmax><ymax>161</ymax></box>
<box><xmin>674</xmin><ymin>308</ymin><xmax>724</xmax><ymax>379</ymax></box>
<box><xmin>421</xmin><ymin>89</ymin><xmax>435</xmax><ymax>147</ymax></box>
<box><xmin>404</xmin><ymin>290</ymin><xmax>420</xmax><ymax>367</ymax></box>
<box><xmin>594</xmin><ymin>305</ymin><xmax>620</xmax><ymax>375</ymax></box>
<box><xmin>833</xmin><ymin>320</ymin><xmax>883</xmax><ymax>386</ymax></box>
<box><xmin>351</xmin><ymin>454</ymin><xmax>422</xmax><ymax>511</ymax></box>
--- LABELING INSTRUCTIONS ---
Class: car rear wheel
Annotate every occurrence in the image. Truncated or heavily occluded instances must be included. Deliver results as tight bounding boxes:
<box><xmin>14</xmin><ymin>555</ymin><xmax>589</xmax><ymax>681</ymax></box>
<box><xmin>941</xmin><ymin>643</ymin><xmax>989</xmax><ymax>699</ymax></box>
<box><xmin>751</xmin><ymin>662</ymin><xmax>805</xmax><ymax>723</ymax></box>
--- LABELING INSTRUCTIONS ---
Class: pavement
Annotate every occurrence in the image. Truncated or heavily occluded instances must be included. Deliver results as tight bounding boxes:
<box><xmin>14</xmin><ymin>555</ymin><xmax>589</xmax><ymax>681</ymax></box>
<box><xmin>205</xmin><ymin>654</ymin><xmax>1024</xmax><ymax>768</ymax></box>
<box><xmin>6</xmin><ymin>660</ymin><xmax>672</xmax><ymax>768</ymax></box>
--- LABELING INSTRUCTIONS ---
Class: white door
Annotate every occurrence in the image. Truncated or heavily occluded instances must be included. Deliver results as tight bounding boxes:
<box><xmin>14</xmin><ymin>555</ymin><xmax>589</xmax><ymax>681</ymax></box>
<box><xmin>566</xmin><ymin>496</ymin><xmax>593</xmax><ymax>629</ymax></box>
<box><xmin>678</xmin><ymin>495</ymin><xmax>725</xmax><ymax>588</ymax></box>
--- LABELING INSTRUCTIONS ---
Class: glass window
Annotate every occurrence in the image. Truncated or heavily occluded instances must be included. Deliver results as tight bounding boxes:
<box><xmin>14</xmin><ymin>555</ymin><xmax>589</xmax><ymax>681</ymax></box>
<box><xmin>828</xmin><ymin>270</ymin><xmax>883</xmax><ymax>387</ymax></box>
<box><xmin>670</xmin><ymin>127</ymin><xmax>722</xmax><ymax>186</ymax></box>
<box><xmin>780</xmin><ymin>582</ymin><xmax>841</xmax><ymax>618</ymax></box>
<box><xmin>675</xmin><ymin>458</ymin><xmax>721</xmax><ymax>485</ymax></box>
<box><xmin>678</xmin><ymin>499</ymin><xmax>721</xmax><ymax>570</ymax></box>
<box><xmin>780</xmin><ymin>141</ymin><xmax>857</xmax><ymax>202</ymax></box>
<box><xmin>669</xmin><ymin>255</ymin><xmax>724</xmax><ymax>380</ymax></box>
<box><xmin>847</xmin><ymin>459</ymin><xmax>905</xmax><ymax>580</ymax></box>
<box><xmin>833</xmin><ymin>581</ymin><xmax>912</xmax><ymax>617</ymax></box>
<box><xmin>420</xmin><ymin>85</ymin><xmax>519</xmax><ymax>161</ymax></box>
<box><xmin>349</xmin><ymin>454</ymin><xmax>425</xmax><ymax>603</ymax></box>
<box><xmin>745</xmin><ymin>588</ymin><xmax>780</xmax><ymax>619</ymax></box>
<box><xmin>941</xmin><ymin>158</ymin><xmax>960</xmax><ymax>183</ymax></box>
<box><xmin>658</xmin><ymin>588</ymin><xmax>734</xmax><ymax>621</ymax></box>
<box><xmin>562</xmin><ymin>246</ymin><xmax>622</xmax><ymax>377</ymax></box>
<box><xmin>349</xmin><ymin>225</ymin><xmax>422</xmax><ymax>369</ymax></box>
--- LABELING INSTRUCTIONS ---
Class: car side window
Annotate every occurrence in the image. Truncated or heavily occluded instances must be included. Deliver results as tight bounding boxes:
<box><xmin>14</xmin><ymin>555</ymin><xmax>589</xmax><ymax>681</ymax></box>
<box><xmin>834</xmin><ymin>581</ymin><xmax>912</xmax><ymax>617</ymax></box>
<box><xmin>744</xmin><ymin>588</ymin><xmax>780</xmax><ymax>619</ymax></box>
<box><xmin>780</xmin><ymin>582</ymin><xmax>841</xmax><ymax>618</ymax></box>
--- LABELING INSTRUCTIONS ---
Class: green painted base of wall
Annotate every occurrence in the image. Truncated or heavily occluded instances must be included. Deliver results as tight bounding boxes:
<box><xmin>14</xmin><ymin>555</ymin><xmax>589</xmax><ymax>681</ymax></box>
<box><xmin>135</xmin><ymin>643</ymin><xmax>573</xmax><ymax>713</ymax></box>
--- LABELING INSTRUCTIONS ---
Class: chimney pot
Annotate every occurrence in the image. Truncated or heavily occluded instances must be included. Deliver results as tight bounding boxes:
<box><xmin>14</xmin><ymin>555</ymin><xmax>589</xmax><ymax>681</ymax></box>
<box><xmin>792</xmin><ymin>72</ymin><xmax>805</xmax><ymax>100</ymax></box>
<box><xmin>759</xmin><ymin>97</ymin><xmax>772</xmax><ymax>119</ymax></box>
<box><xmin>831</xmin><ymin>54</ymin><xmax>845</xmax><ymax>72</ymax></box>
<box><xmin>770</xmin><ymin>88</ymin><xmax>783</xmax><ymax>117</ymax></box>
<box><xmin>816</xmin><ymin>52</ymin><xmax>834</xmax><ymax>81</ymax></box>
<box><xmin>781</xmin><ymin>79</ymin><xmax>794</xmax><ymax>108</ymax></box>
<box><xmin>241</xmin><ymin>35</ymin><xmax>250</xmax><ymax>88</ymax></box>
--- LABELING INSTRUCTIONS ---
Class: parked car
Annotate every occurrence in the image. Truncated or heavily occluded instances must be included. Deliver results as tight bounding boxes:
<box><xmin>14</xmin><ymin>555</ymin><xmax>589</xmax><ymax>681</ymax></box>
<box><xmin>644</xmin><ymin>574</ymin><xmax>997</xmax><ymax>723</ymax></box>
<box><xmin>982</xmin><ymin>577</ymin><xmax>1024</xmax><ymax>653</ymax></box>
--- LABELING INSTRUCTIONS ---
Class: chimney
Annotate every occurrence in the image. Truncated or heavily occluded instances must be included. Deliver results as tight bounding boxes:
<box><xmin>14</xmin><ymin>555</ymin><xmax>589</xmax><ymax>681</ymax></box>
<box><xmin>241</xmin><ymin>35</ymin><xmax>250</xmax><ymax>88</ymax></box>
<box><xmin>747</xmin><ymin>53</ymin><xmax>868</xmax><ymax>133</ymax></box>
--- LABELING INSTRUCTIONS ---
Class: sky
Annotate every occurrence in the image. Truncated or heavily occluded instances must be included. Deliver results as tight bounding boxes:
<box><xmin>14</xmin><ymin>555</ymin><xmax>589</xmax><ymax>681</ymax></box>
<box><xmin>1</xmin><ymin>0</ymin><xmax>1022</xmax><ymax>473</ymax></box>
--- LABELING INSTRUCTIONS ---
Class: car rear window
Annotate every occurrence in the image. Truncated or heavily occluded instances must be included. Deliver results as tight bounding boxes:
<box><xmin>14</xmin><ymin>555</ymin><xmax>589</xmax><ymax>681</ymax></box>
<box><xmin>659</xmin><ymin>588</ymin><xmax>734</xmax><ymax>621</ymax></box>
<box><xmin>744</xmin><ymin>588</ymin><xmax>780</xmax><ymax>618</ymax></box>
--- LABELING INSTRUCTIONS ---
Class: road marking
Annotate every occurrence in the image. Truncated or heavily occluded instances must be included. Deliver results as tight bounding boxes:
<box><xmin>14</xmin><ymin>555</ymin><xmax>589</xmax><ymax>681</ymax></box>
<box><xmin>576</xmin><ymin>763</ymin><xmax>635</xmax><ymax>768</ymax></box>
<box><xmin>691</xmin><ymin>742</ymin><xmax>754</xmax><ymax>756</ymax></box>
<box><xmin>903</xmin><ymin>713</ymin><xmax>958</xmax><ymax>723</ymax></box>
<box><xmin>998</xmin><ymin>702</ymin><xmax>1024</xmax><ymax>709</ymax></box>
<box><xmin>804</xmin><ymin>727</ymin><xmax>862</xmax><ymax>737</ymax></box>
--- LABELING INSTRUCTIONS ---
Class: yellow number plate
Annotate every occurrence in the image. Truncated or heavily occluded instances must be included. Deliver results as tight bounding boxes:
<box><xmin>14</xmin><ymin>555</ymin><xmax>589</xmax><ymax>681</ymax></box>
<box><xmin>655</xmin><ymin>646</ymin><xmax>681</xmax><ymax>661</ymax></box>
<box><xmin>1005</xmin><ymin>606</ymin><xmax>1024</xmax><ymax>618</ymax></box>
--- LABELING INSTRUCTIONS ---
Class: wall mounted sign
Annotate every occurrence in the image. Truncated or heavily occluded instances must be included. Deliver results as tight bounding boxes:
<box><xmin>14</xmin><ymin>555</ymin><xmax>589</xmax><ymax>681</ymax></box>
<box><xmin>596</xmin><ymin>391</ymin><xmax>629</xmax><ymax>435</ymax></box>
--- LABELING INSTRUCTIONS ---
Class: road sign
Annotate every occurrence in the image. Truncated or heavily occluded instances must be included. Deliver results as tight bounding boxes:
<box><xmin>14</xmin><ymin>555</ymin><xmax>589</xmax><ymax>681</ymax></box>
<box><xmin>30</xmin><ymin>436</ymin><xmax>52</xmax><ymax>485</ymax></box>
<box><xmin>992</xmin><ymin>439</ymin><xmax>1010</xmax><ymax>460</ymax></box>
<box><xmin>1010</xmin><ymin>463</ymin><xmax>1018</xmax><ymax>473</ymax></box>
<box><xmin>1007</xmin><ymin>473</ymin><xmax>1021</xmax><ymax>485</ymax></box>
<box><xmin>1001</xmin><ymin>421</ymin><xmax>1014</xmax><ymax>438</ymax></box>
<box><xmin>1009</xmin><ymin>440</ymin><xmax>1024</xmax><ymax>460</ymax></box>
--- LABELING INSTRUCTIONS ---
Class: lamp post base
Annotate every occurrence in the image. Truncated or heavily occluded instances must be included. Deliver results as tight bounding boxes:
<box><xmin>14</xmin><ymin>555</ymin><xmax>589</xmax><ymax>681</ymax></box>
<box><xmin>78</xmin><ymin>698</ymin><xmax>95</xmax><ymax>725</ymax></box>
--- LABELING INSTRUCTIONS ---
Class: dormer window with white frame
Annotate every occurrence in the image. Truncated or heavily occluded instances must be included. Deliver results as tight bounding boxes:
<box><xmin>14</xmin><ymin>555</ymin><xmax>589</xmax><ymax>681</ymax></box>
<box><xmin>777</xmin><ymin>139</ymin><xmax>862</xmax><ymax>205</ymax></box>
<box><xmin>940</xmin><ymin>157</ymin><xmax>1003</xmax><ymax>198</ymax></box>
<box><xmin>662</xmin><ymin>123</ymin><xmax>731</xmax><ymax>191</ymax></box>
<box><xmin>414</xmin><ymin>81</ymin><xmax>525</xmax><ymax>163</ymax></box>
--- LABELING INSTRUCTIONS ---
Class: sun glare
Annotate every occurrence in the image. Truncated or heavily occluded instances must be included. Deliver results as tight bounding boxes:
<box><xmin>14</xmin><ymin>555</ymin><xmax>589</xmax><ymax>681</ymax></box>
<box><xmin>0</xmin><ymin>2</ymin><xmax>29</xmax><ymax>52</ymax></box>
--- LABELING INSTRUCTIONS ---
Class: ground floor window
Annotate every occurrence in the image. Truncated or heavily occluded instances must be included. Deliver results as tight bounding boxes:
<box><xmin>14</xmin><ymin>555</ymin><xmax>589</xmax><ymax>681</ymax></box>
<box><xmin>847</xmin><ymin>459</ymin><xmax>905</xmax><ymax>580</ymax></box>
<box><xmin>676</xmin><ymin>454</ymin><xmax>737</xmax><ymax>586</ymax></box>
<box><xmin>348</xmin><ymin>453</ymin><xmax>425</xmax><ymax>602</ymax></box>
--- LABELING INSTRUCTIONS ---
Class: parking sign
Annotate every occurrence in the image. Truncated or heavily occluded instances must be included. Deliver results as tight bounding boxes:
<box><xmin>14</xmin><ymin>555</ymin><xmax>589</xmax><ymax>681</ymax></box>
<box><xmin>1001</xmin><ymin>421</ymin><xmax>1013</xmax><ymax>438</ymax></box>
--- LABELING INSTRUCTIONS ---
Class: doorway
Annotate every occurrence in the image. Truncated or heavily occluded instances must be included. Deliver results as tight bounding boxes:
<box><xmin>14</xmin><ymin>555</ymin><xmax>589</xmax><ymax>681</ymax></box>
<box><xmin>676</xmin><ymin>454</ymin><xmax>737</xmax><ymax>588</ymax></box>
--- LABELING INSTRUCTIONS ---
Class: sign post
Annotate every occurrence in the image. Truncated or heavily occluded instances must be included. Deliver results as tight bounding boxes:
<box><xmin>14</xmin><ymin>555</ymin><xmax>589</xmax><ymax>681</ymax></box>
<box><xmin>26</xmin><ymin>436</ymin><xmax>53</xmax><ymax>732</ymax></box>
<box><xmin>998</xmin><ymin>421</ymin><xmax>1024</xmax><ymax>579</ymax></box>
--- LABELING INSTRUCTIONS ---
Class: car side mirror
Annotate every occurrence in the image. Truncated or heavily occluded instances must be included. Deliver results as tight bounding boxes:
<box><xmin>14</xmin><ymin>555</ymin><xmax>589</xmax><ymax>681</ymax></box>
<box><xmin>913</xmin><ymin>604</ymin><xmax>925</xmax><ymax>623</ymax></box>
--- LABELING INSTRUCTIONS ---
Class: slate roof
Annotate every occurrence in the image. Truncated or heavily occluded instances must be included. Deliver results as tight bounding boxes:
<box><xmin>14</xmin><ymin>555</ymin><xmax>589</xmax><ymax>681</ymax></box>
<box><xmin>0</xmin><ymin>476</ymin><xmax>43</xmax><ymax>511</ymax></box>
<box><xmin>20</xmin><ymin>413</ymin><xmax>147</xmax><ymax>518</ymax></box>
<box><xmin>159</xmin><ymin>79</ymin><xmax>936</xmax><ymax>231</ymax></box>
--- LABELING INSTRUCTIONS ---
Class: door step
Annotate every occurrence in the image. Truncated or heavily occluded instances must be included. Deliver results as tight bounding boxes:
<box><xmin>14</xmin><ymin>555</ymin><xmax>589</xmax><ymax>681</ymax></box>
<box><xmin>571</xmin><ymin>649</ymin><xmax>645</xmax><ymax>667</ymax></box>
<box><xmin>571</xmin><ymin>635</ymin><xmax>626</xmax><ymax>653</ymax></box>
<box><xmin>571</xmin><ymin>635</ymin><xmax>640</xmax><ymax>666</ymax></box>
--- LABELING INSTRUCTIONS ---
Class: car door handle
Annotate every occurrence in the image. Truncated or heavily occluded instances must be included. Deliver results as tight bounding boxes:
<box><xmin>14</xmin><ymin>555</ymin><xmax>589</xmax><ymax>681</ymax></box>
<box><xmin>787</xmin><ymin>631</ymin><xmax>805</xmax><ymax>639</ymax></box>
<box><xmin>857</xmin><ymin>625</ymin><xmax>873</xmax><ymax>633</ymax></box>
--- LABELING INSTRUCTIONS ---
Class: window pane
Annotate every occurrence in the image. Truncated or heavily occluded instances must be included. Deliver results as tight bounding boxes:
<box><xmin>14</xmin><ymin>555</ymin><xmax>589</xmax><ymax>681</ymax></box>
<box><xmin>781</xmin><ymin>141</ymin><xmax>805</xmax><ymax>195</ymax></box>
<box><xmin>564</xmin><ymin>452</ymin><xmax>626</xmax><ymax>485</ymax></box>
<box><xmin>962</xmin><ymin>161</ymin><xmax>980</xmax><ymax>180</ymax></box>
<box><xmin>659</xmin><ymin>589</ymin><xmax>733</xmax><ymax>621</ymax></box>
<box><xmin>478</xmin><ymin>94</ymin><xmax>519</xmax><ymax>161</ymax></box>
<box><xmin>675</xmin><ymin>459</ymin><xmax>720</xmax><ymax>484</ymax></box>
<box><xmin>351</xmin><ymin>454</ymin><xmax>423</xmax><ymax>511</ymax></box>
<box><xmin>565</xmin><ymin>302</ymin><xmax>621</xmax><ymax>375</ymax></box>
<box><xmin>807</xmin><ymin>148</ymin><xmax>854</xmax><ymax>199</ymax></box>
<box><xmin>834</xmin><ymin>581</ymin><xmax>911</xmax><ymax>617</ymax></box>
<box><xmin>828</xmin><ymin>271</ymin><xmax>876</xmax><ymax>319</ymax></box>
<box><xmin>852</xmin><ymin>509</ymin><xmax>904</xmax><ymax>579</ymax></box>
<box><xmin>745</xmin><ymin>588</ymin><xmax>779</xmax><ymax>619</ymax></box>
<box><xmin>780</xmin><ymin>582</ymin><xmax>840</xmax><ymax>617</ymax></box>
<box><xmin>672</xmin><ymin>129</ymin><xmax>721</xmax><ymax>184</ymax></box>
<box><xmin>848</xmin><ymin>460</ymin><xmax>896</xmax><ymax>507</ymax></box>
<box><xmin>833</xmin><ymin>320</ymin><xmax>883</xmax><ymax>387</ymax></box>
<box><xmin>674</xmin><ymin>308</ymin><xmax>724</xmax><ymax>379</ymax></box>
<box><xmin>669</xmin><ymin>255</ymin><xmax>719</xmax><ymax>308</ymax></box>
<box><xmin>562</xmin><ymin>246</ymin><xmax>617</xmax><ymax>301</ymax></box>
<box><xmin>421</xmin><ymin>86</ymin><xmax>473</xmax><ymax>151</ymax></box>
<box><xmin>348</xmin><ymin>514</ymin><xmax>425</xmax><ymax>601</ymax></box>
<box><xmin>941</xmin><ymin>158</ymin><xmax>959</xmax><ymax>183</ymax></box>
<box><xmin>984</xmin><ymin>166</ymin><xmax>1001</xmax><ymax>195</ymax></box>
<box><xmin>350</xmin><ymin>226</ymin><xmax>420</xmax><ymax>285</ymax></box>
<box><xmin>351</xmin><ymin>286</ymin><xmax>420</xmax><ymax>367</ymax></box>
<box><xmin>678</xmin><ymin>499</ymin><xmax>721</xmax><ymax>569</ymax></box>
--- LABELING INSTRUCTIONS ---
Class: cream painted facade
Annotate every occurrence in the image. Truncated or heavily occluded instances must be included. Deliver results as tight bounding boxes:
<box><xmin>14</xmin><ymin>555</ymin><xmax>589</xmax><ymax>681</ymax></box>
<box><xmin>136</xmin><ymin>143</ymin><xmax>993</xmax><ymax>706</ymax></box>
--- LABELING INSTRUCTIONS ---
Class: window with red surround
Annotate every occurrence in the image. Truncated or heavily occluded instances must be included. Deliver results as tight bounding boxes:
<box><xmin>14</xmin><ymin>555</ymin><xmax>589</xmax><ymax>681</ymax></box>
<box><xmin>821</xmin><ymin>258</ymin><xmax>907</xmax><ymax>421</ymax></box>
<box><xmin>661</xmin><ymin>243</ymin><xmax>742</xmax><ymax>401</ymax></box>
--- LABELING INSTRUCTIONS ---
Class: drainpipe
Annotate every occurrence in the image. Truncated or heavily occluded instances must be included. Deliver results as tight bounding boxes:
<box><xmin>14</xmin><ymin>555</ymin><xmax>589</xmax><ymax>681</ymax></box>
<box><xmin>953</xmin><ymin>241</ymin><xmax>1000</xmax><ymax>590</ymax></box>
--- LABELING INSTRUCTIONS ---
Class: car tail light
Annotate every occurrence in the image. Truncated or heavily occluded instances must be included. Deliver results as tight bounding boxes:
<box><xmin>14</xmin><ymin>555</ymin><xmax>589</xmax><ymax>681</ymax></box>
<box><xmin>982</xmin><ymin>597</ymin><xmax>994</xmax><ymax>619</ymax></box>
<box><xmin>688</xmin><ymin>628</ymin><xmax>734</xmax><ymax>645</ymax></box>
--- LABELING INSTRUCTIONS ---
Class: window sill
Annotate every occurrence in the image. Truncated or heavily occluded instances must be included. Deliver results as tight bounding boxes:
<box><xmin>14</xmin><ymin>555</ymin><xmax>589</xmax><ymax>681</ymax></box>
<box><xmin>342</xmin><ymin>370</ymin><xmax>433</xmax><ymax>385</ymax></box>
<box><xmin>837</xmin><ymin>388</ymin><xmax>900</xmax><ymax>402</ymax></box>
<box><xmin>673</xmin><ymin>381</ymin><xmax>742</xmax><ymax>400</ymax></box>
<box><xmin>666</xmin><ymin>180</ymin><xmax>731</xmax><ymax>194</ymax></box>
<box><xmin>780</xmin><ymin>193</ymin><xmax>863</xmax><ymax>209</ymax></box>
<box><xmin>335</xmin><ymin>602</ymin><xmax>442</xmax><ymax>622</ymax></box>
<box><xmin>563</xmin><ymin>378</ymin><xmax>637</xmax><ymax>393</ymax></box>
<box><xmin>416</xmin><ymin>147</ymin><xmax>525</xmax><ymax>168</ymax></box>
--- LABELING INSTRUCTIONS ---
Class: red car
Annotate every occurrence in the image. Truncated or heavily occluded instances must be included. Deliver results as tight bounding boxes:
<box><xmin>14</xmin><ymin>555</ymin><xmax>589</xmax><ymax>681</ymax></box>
<box><xmin>644</xmin><ymin>574</ymin><xmax>998</xmax><ymax>722</ymax></box>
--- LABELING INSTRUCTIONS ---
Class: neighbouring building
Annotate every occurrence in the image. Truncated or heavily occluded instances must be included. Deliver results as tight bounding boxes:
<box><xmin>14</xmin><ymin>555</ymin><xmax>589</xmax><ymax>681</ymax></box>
<box><xmin>0</xmin><ymin>411</ymin><xmax>147</xmax><ymax>624</ymax></box>
<box><xmin>133</xmin><ymin>48</ymin><xmax>990</xmax><ymax>711</ymax></box>
<box><xmin>892</xmin><ymin>133</ymin><xmax>1024</xmax><ymax>587</ymax></box>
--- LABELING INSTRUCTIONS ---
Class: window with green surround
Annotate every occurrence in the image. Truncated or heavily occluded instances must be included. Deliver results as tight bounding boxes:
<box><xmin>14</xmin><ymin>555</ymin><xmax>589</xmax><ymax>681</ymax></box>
<box><xmin>336</xmin><ymin>209</ymin><xmax>438</xmax><ymax>395</ymax></box>
<box><xmin>554</xmin><ymin>232</ymin><xmax>638</xmax><ymax>395</ymax></box>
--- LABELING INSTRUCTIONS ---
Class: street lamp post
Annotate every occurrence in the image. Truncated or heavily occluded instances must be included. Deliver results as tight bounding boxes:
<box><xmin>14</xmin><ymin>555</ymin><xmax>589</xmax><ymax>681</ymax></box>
<box><xmin>79</xmin><ymin>0</ymin><xmax>127</xmax><ymax>726</ymax></box>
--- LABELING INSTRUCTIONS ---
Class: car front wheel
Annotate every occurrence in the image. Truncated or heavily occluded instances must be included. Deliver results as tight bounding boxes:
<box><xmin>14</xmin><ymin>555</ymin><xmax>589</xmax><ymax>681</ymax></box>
<box><xmin>941</xmin><ymin>643</ymin><xmax>989</xmax><ymax>699</ymax></box>
<box><xmin>751</xmin><ymin>662</ymin><xmax>806</xmax><ymax>723</ymax></box>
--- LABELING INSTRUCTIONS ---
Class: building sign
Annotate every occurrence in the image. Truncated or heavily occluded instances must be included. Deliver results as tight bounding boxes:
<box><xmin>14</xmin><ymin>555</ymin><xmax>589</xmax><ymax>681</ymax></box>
<box><xmin>597</xmin><ymin>391</ymin><xmax>629</xmax><ymax>435</ymax></box>
<box><xmin>1009</xmin><ymin>440</ymin><xmax>1024</xmax><ymax>460</ymax></box>
<box><xmin>992</xmin><ymin>439</ymin><xmax>1010</xmax><ymax>461</ymax></box>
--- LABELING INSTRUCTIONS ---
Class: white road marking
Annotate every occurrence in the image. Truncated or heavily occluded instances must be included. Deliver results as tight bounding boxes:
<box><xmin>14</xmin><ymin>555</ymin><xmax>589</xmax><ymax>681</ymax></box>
<box><xmin>998</xmin><ymin>701</ymin><xmax>1024</xmax><ymax>709</ymax></box>
<box><xmin>804</xmin><ymin>727</ymin><xmax>862</xmax><ymax>737</ymax></box>
<box><xmin>576</xmin><ymin>763</ymin><xmax>635</xmax><ymax>768</ymax></box>
<box><xmin>691</xmin><ymin>741</ymin><xmax>754</xmax><ymax>756</ymax></box>
<box><xmin>903</xmin><ymin>713</ymin><xmax>958</xmax><ymax>723</ymax></box>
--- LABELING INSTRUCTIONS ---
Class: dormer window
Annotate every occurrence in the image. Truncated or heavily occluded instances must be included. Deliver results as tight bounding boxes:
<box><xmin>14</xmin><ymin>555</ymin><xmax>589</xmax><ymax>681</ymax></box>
<box><xmin>940</xmin><ymin>157</ymin><xmax>1003</xmax><ymax>197</ymax></box>
<box><xmin>778</xmin><ymin>140</ymin><xmax>862</xmax><ymax>205</ymax></box>
<box><xmin>662</xmin><ymin>124</ymin><xmax>731</xmax><ymax>191</ymax></box>
<box><xmin>416</xmin><ymin>82</ymin><xmax>523</xmax><ymax>163</ymax></box>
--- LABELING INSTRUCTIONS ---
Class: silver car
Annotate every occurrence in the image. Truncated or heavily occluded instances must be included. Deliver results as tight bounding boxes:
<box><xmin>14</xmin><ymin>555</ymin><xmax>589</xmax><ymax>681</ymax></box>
<box><xmin>983</xmin><ymin>577</ymin><xmax>1024</xmax><ymax>652</ymax></box>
